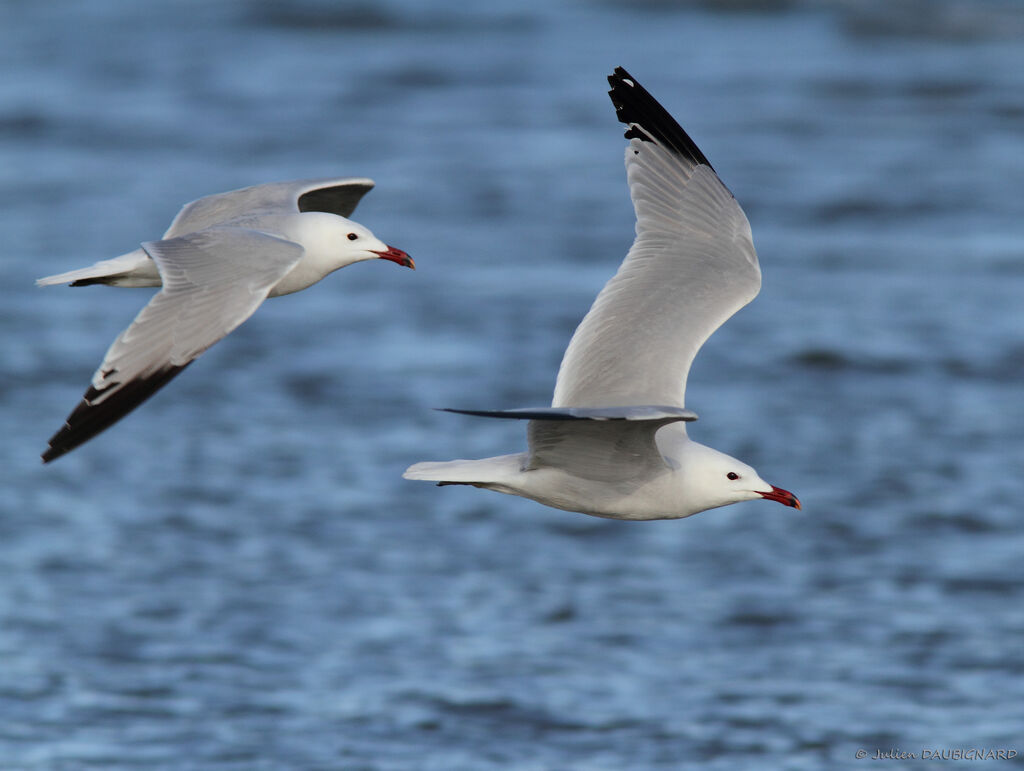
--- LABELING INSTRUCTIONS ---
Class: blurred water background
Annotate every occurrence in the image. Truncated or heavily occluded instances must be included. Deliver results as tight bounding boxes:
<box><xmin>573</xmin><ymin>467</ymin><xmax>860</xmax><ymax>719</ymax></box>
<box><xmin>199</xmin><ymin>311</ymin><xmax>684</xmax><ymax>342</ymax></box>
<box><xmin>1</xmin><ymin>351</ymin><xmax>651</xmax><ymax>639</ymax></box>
<box><xmin>3</xmin><ymin>0</ymin><xmax>1024</xmax><ymax>768</ymax></box>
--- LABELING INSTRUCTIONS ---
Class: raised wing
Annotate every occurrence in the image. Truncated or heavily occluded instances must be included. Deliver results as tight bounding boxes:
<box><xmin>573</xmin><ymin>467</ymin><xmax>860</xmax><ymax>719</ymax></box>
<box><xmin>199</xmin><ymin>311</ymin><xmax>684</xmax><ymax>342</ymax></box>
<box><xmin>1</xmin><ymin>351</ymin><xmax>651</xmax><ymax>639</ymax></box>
<box><xmin>163</xmin><ymin>177</ymin><xmax>375</xmax><ymax>238</ymax></box>
<box><xmin>551</xmin><ymin>68</ymin><xmax>761</xmax><ymax>409</ymax></box>
<box><xmin>42</xmin><ymin>228</ymin><xmax>304</xmax><ymax>462</ymax></box>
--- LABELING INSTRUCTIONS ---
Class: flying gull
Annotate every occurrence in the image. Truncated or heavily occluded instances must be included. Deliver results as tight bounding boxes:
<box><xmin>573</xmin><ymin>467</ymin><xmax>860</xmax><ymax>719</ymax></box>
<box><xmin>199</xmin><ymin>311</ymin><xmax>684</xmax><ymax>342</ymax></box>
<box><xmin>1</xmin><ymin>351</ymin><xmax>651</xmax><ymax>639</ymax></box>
<box><xmin>404</xmin><ymin>68</ymin><xmax>799</xmax><ymax>520</ymax></box>
<box><xmin>38</xmin><ymin>177</ymin><xmax>413</xmax><ymax>463</ymax></box>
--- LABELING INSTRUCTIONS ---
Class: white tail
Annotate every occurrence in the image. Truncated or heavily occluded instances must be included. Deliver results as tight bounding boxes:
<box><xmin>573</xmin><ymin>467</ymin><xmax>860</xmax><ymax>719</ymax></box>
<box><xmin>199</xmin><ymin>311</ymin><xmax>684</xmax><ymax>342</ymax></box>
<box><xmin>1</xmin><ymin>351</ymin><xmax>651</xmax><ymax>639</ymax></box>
<box><xmin>36</xmin><ymin>249</ymin><xmax>160</xmax><ymax>288</ymax></box>
<box><xmin>403</xmin><ymin>454</ymin><xmax>523</xmax><ymax>485</ymax></box>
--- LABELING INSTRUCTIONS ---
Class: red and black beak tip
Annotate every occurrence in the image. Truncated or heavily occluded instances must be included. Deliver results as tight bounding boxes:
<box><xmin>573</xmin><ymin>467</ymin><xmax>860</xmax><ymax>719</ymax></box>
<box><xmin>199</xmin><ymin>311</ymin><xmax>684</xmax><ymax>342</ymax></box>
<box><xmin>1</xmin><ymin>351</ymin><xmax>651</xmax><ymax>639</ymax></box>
<box><xmin>372</xmin><ymin>245</ymin><xmax>414</xmax><ymax>269</ymax></box>
<box><xmin>759</xmin><ymin>485</ymin><xmax>801</xmax><ymax>510</ymax></box>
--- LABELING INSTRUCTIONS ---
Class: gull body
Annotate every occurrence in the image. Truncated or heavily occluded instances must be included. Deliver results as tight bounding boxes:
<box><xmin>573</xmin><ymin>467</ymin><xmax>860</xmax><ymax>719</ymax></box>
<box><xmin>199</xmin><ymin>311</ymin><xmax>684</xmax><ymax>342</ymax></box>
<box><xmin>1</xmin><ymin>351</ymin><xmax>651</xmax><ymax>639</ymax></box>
<box><xmin>53</xmin><ymin>212</ymin><xmax>399</xmax><ymax>297</ymax></box>
<box><xmin>39</xmin><ymin>177</ymin><xmax>414</xmax><ymax>463</ymax></box>
<box><xmin>404</xmin><ymin>69</ymin><xmax>799</xmax><ymax>520</ymax></box>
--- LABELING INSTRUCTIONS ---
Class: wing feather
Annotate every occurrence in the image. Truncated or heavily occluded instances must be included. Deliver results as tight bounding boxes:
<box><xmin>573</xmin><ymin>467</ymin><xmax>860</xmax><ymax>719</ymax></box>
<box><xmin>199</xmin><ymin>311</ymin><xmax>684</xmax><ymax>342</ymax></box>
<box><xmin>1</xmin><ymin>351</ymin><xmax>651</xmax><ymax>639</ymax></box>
<box><xmin>438</xmin><ymin>405</ymin><xmax>697</xmax><ymax>421</ymax></box>
<box><xmin>525</xmin><ymin>419</ymin><xmax>679</xmax><ymax>489</ymax></box>
<box><xmin>551</xmin><ymin>69</ymin><xmax>761</xmax><ymax>409</ymax></box>
<box><xmin>42</xmin><ymin>228</ymin><xmax>303</xmax><ymax>462</ymax></box>
<box><xmin>163</xmin><ymin>177</ymin><xmax>374</xmax><ymax>238</ymax></box>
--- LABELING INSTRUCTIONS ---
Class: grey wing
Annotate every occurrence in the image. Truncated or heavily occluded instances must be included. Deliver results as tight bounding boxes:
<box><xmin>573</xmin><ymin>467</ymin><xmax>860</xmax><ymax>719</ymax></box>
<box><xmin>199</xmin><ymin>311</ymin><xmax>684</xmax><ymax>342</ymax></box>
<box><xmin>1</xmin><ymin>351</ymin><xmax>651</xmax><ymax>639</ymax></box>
<box><xmin>42</xmin><ymin>228</ymin><xmax>304</xmax><ymax>462</ymax></box>
<box><xmin>525</xmin><ymin>418</ymin><xmax>680</xmax><ymax>489</ymax></box>
<box><xmin>163</xmin><ymin>177</ymin><xmax>375</xmax><ymax>238</ymax></box>
<box><xmin>551</xmin><ymin>70</ymin><xmax>761</xmax><ymax>409</ymax></box>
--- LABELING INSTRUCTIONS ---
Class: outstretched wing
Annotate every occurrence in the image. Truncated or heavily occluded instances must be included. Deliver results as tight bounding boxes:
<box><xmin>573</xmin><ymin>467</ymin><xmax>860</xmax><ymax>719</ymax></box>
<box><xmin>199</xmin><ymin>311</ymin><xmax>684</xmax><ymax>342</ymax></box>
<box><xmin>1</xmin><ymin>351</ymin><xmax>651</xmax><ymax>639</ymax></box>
<box><xmin>42</xmin><ymin>227</ymin><xmax>304</xmax><ymax>462</ymax></box>
<box><xmin>552</xmin><ymin>67</ymin><xmax>761</xmax><ymax>409</ymax></box>
<box><xmin>164</xmin><ymin>177</ymin><xmax>375</xmax><ymax>238</ymax></box>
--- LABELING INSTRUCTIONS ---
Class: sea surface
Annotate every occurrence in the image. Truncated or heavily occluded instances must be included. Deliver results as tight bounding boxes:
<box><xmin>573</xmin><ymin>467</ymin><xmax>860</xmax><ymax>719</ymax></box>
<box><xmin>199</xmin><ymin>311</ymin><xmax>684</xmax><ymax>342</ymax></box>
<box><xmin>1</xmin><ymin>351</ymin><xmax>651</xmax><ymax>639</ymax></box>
<box><xmin>2</xmin><ymin>1</ymin><xmax>1024</xmax><ymax>769</ymax></box>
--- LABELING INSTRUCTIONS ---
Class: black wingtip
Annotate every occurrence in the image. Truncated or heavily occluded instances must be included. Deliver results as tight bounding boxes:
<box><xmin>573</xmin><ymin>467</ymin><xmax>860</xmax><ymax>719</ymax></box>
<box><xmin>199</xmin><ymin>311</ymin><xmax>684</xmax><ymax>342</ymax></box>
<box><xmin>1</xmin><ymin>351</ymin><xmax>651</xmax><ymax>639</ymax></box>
<box><xmin>607</xmin><ymin>66</ymin><xmax>714</xmax><ymax>171</ymax></box>
<box><xmin>41</xmin><ymin>364</ymin><xmax>190</xmax><ymax>463</ymax></box>
<box><xmin>296</xmin><ymin>181</ymin><xmax>375</xmax><ymax>219</ymax></box>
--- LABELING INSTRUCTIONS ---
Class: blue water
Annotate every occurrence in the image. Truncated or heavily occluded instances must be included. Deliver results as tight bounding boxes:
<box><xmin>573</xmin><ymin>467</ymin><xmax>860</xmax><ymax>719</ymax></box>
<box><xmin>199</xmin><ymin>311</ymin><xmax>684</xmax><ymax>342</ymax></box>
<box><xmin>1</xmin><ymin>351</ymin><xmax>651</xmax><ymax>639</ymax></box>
<box><xmin>3</xmin><ymin>1</ymin><xmax>1024</xmax><ymax>768</ymax></box>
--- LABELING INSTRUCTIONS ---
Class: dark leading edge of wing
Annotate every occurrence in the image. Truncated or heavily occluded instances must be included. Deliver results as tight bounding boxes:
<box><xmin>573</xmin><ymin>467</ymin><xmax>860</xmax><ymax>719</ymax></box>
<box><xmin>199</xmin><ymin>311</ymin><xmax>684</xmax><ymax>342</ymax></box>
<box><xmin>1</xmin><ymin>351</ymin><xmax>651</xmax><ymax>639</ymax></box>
<box><xmin>607</xmin><ymin>66</ymin><xmax>714</xmax><ymax>172</ymax></box>
<box><xmin>41</xmin><ymin>364</ymin><xmax>189</xmax><ymax>463</ymax></box>
<box><xmin>438</xmin><ymin>406</ymin><xmax>698</xmax><ymax>422</ymax></box>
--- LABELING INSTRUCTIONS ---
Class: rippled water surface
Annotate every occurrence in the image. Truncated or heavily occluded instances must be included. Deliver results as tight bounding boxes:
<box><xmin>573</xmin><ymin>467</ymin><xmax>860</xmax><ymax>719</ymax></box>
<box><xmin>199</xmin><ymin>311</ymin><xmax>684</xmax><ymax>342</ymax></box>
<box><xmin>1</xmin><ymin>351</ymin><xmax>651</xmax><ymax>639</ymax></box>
<box><xmin>3</xmin><ymin>1</ymin><xmax>1024</xmax><ymax>768</ymax></box>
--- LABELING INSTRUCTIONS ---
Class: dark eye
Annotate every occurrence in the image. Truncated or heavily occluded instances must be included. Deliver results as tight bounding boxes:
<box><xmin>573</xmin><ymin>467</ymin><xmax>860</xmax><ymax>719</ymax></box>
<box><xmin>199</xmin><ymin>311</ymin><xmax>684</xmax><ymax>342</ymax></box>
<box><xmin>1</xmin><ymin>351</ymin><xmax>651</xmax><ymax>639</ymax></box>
<box><xmin>726</xmin><ymin>472</ymin><xmax>740</xmax><ymax>481</ymax></box>
<box><xmin>347</xmin><ymin>232</ymin><xmax>358</xmax><ymax>241</ymax></box>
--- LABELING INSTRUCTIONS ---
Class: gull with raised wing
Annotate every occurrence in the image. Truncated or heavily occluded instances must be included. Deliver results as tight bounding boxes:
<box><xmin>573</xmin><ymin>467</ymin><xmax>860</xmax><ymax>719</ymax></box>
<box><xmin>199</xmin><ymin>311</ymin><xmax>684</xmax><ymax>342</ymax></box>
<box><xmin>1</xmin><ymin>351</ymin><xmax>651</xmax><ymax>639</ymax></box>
<box><xmin>404</xmin><ymin>68</ymin><xmax>799</xmax><ymax>520</ymax></box>
<box><xmin>39</xmin><ymin>177</ymin><xmax>413</xmax><ymax>463</ymax></box>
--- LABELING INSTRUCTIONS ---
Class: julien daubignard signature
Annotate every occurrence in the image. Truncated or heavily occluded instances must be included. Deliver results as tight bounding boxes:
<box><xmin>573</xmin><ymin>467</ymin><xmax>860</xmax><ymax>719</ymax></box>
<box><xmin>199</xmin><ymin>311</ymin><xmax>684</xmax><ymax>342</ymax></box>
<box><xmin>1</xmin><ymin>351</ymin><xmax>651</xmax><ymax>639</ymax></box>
<box><xmin>856</xmin><ymin>748</ymin><xmax>1017</xmax><ymax>761</ymax></box>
